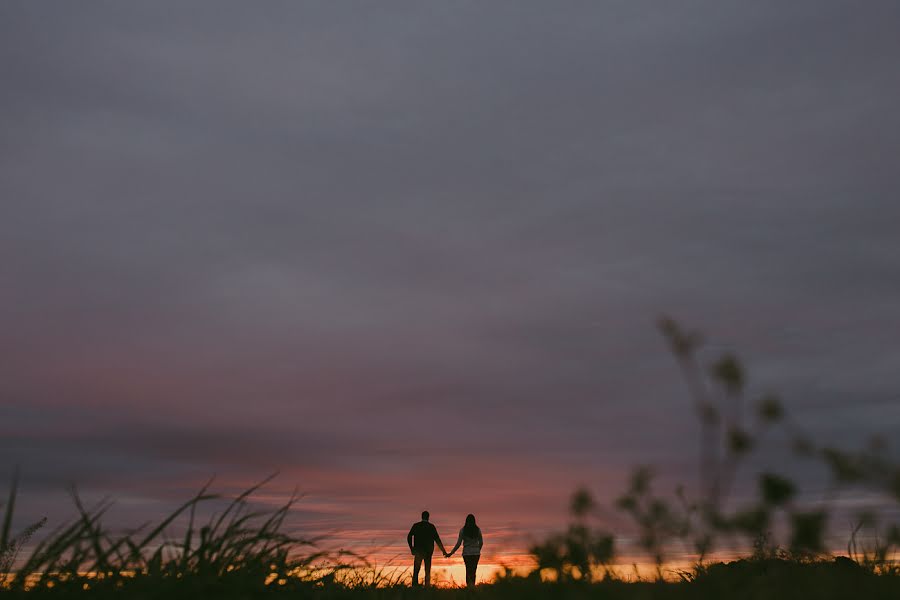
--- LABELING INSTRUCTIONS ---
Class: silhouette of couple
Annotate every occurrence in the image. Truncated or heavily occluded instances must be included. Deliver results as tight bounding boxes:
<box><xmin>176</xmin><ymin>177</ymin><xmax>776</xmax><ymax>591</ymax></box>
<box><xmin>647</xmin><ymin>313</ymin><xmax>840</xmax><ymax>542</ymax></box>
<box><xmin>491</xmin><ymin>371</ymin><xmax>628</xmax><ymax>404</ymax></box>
<box><xmin>407</xmin><ymin>511</ymin><xmax>483</xmax><ymax>589</ymax></box>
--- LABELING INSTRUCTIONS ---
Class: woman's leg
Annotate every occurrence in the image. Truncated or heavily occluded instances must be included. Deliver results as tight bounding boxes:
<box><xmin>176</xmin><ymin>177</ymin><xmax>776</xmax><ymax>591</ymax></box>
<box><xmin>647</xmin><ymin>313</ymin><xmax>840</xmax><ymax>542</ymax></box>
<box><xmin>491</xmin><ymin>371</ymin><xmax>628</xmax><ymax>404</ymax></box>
<box><xmin>464</xmin><ymin>554</ymin><xmax>480</xmax><ymax>588</ymax></box>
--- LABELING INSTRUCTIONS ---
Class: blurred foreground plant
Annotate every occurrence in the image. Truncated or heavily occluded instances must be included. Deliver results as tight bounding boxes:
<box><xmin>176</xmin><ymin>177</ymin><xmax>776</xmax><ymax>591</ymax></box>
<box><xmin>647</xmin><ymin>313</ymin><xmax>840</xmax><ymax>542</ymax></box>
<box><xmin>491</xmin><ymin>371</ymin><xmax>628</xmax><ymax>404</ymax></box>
<box><xmin>653</xmin><ymin>316</ymin><xmax>900</xmax><ymax>565</ymax></box>
<box><xmin>532</xmin><ymin>317</ymin><xmax>900</xmax><ymax>576</ymax></box>
<box><xmin>529</xmin><ymin>488</ymin><xmax>615</xmax><ymax>582</ymax></box>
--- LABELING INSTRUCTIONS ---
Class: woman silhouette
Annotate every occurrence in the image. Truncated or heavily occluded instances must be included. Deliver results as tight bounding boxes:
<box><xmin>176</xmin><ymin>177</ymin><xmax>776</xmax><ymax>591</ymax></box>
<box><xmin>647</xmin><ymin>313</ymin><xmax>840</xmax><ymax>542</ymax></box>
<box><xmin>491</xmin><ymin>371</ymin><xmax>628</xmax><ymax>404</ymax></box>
<box><xmin>445</xmin><ymin>514</ymin><xmax>483</xmax><ymax>589</ymax></box>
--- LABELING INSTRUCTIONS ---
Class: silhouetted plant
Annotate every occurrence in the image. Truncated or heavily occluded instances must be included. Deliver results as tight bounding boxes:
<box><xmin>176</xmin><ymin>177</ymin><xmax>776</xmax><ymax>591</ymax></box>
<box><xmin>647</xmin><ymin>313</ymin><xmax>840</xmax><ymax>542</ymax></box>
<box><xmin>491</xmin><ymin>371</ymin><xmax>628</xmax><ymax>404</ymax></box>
<box><xmin>615</xmin><ymin>468</ymin><xmax>690</xmax><ymax>575</ymax></box>
<box><xmin>0</xmin><ymin>473</ymin><xmax>366</xmax><ymax>593</ymax></box>
<box><xmin>0</xmin><ymin>471</ymin><xmax>46</xmax><ymax>577</ymax></box>
<box><xmin>535</xmin><ymin>317</ymin><xmax>900</xmax><ymax>577</ymax></box>
<box><xmin>648</xmin><ymin>317</ymin><xmax>899</xmax><ymax>563</ymax></box>
<box><xmin>529</xmin><ymin>488</ymin><xmax>615</xmax><ymax>582</ymax></box>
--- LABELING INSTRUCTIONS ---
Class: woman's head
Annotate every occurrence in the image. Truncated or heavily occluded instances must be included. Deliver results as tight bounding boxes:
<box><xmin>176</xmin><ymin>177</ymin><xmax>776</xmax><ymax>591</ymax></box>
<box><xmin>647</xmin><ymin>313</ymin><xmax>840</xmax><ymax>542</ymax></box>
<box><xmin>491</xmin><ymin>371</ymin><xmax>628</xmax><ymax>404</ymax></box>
<box><xmin>463</xmin><ymin>513</ymin><xmax>478</xmax><ymax>537</ymax></box>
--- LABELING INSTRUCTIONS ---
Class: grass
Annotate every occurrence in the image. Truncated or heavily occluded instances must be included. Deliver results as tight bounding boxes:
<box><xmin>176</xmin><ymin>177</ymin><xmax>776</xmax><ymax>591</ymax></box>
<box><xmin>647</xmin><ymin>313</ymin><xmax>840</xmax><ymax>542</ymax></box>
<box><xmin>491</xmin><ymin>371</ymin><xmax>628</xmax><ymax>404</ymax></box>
<box><xmin>0</xmin><ymin>472</ymin><xmax>327</xmax><ymax>597</ymax></box>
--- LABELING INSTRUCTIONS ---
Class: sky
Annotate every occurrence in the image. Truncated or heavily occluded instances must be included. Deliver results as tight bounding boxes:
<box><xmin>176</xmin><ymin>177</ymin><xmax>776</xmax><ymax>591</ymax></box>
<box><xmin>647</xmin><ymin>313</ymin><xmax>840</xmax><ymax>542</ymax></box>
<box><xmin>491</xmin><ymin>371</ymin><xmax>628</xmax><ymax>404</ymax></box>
<box><xmin>2</xmin><ymin>0</ymin><xmax>900</xmax><ymax>577</ymax></box>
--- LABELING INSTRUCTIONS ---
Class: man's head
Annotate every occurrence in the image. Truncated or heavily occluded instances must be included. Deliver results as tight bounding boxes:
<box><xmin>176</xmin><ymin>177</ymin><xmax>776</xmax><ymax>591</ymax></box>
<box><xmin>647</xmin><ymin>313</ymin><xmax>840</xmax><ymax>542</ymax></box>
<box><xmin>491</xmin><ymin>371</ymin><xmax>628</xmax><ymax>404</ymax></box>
<box><xmin>421</xmin><ymin>510</ymin><xmax>430</xmax><ymax>521</ymax></box>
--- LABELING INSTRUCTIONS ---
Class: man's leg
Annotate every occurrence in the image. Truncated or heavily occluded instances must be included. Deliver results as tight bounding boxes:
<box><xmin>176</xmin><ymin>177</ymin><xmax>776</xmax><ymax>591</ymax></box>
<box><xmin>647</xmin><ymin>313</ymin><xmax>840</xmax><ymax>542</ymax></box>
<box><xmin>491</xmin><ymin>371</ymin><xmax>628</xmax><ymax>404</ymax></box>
<box><xmin>423</xmin><ymin>553</ymin><xmax>433</xmax><ymax>587</ymax></box>
<box><xmin>412</xmin><ymin>554</ymin><xmax>422</xmax><ymax>586</ymax></box>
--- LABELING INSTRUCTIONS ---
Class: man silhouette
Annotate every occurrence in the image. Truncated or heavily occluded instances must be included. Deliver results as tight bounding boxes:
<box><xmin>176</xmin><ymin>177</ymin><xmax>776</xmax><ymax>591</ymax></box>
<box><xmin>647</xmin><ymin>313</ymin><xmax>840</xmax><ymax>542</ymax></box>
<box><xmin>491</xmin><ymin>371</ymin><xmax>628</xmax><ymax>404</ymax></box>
<box><xmin>407</xmin><ymin>510</ymin><xmax>446</xmax><ymax>587</ymax></box>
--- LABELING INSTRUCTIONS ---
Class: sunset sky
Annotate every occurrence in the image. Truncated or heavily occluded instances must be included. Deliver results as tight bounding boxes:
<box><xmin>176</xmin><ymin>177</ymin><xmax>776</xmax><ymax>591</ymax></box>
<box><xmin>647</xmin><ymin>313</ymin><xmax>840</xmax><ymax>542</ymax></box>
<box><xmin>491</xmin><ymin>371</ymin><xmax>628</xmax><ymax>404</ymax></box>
<box><xmin>2</xmin><ymin>1</ymin><xmax>900</xmax><ymax>577</ymax></box>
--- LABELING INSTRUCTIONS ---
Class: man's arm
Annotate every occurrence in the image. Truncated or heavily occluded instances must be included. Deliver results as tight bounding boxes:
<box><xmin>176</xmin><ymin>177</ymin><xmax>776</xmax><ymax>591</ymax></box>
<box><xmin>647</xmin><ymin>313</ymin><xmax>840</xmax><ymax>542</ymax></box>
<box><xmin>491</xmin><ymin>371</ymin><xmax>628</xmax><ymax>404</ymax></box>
<box><xmin>433</xmin><ymin>525</ymin><xmax>447</xmax><ymax>555</ymax></box>
<box><xmin>407</xmin><ymin>526</ymin><xmax>416</xmax><ymax>554</ymax></box>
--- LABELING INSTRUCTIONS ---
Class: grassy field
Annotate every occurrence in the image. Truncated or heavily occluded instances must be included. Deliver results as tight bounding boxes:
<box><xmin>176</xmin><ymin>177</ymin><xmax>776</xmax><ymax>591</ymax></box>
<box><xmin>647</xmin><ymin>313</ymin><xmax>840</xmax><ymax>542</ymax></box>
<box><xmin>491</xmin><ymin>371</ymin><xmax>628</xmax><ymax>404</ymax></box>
<box><xmin>3</xmin><ymin>561</ymin><xmax>900</xmax><ymax>600</ymax></box>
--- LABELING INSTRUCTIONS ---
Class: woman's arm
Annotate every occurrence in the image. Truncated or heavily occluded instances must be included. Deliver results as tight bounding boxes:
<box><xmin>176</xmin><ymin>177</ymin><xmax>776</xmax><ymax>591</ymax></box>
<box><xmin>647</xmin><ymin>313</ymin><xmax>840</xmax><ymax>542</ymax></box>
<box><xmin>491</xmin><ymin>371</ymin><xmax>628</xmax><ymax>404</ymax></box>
<box><xmin>448</xmin><ymin>532</ymin><xmax>463</xmax><ymax>556</ymax></box>
<box><xmin>477</xmin><ymin>530</ymin><xmax>483</xmax><ymax>551</ymax></box>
